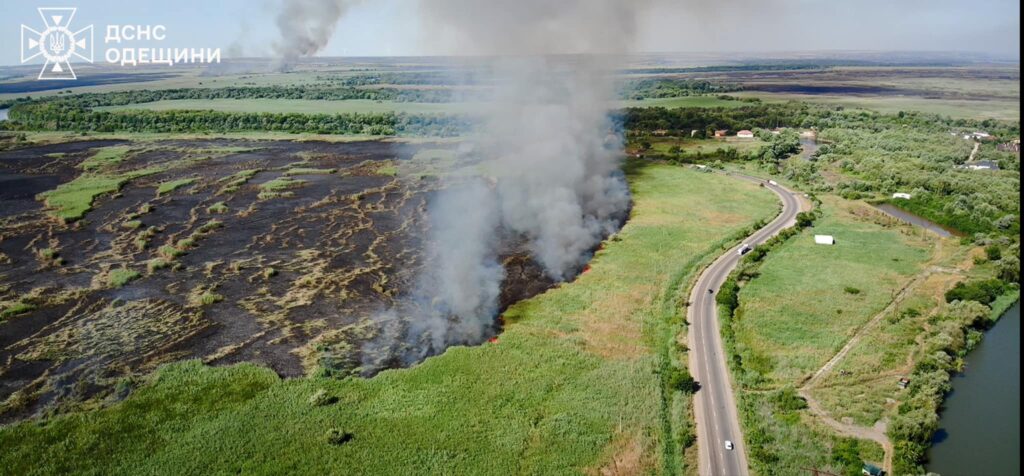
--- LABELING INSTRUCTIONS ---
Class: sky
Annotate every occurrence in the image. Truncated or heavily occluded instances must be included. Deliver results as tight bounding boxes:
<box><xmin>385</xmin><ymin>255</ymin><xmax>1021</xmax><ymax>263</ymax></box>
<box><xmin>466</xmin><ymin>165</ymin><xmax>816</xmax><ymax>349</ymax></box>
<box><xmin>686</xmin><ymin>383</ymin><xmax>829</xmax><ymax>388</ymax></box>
<box><xmin>2</xmin><ymin>0</ymin><xmax>1020</xmax><ymax>66</ymax></box>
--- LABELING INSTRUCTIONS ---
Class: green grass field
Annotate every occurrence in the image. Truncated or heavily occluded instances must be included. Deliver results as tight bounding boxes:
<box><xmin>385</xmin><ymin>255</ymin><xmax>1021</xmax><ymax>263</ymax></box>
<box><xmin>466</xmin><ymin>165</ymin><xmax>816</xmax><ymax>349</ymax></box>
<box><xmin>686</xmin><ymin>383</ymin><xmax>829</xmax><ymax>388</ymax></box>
<box><xmin>648</xmin><ymin>137</ymin><xmax>768</xmax><ymax>157</ymax></box>
<box><xmin>0</xmin><ymin>163</ymin><xmax>778</xmax><ymax>475</ymax></box>
<box><xmin>96</xmin><ymin>99</ymin><xmax>476</xmax><ymax>115</ymax></box>
<box><xmin>95</xmin><ymin>96</ymin><xmax>749</xmax><ymax>116</ymax></box>
<box><xmin>730</xmin><ymin>92</ymin><xmax>1020</xmax><ymax>121</ymax></box>
<box><xmin>733</xmin><ymin>197</ymin><xmax>932</xmax><ymax>387</ymax></box>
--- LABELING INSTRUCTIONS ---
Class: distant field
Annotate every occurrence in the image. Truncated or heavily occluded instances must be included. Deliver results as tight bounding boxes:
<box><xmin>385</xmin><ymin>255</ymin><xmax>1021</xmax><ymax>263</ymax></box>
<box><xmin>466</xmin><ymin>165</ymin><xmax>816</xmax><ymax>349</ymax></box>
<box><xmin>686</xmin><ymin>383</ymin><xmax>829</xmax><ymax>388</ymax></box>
<box><xmin>96</xmin><ymin>98</ymin><xmax>474</xmax><ymax>115</ymax></box>
<box><xmin>732</xmin><ymin>91</ymin><xmax>1020</xmax><ymax>121</ymax></box>
<box><xmin>618</xmin><ymin>96</ymin><xmax>749</xmax><ymax>109</ymax></box>
<box><xmin>0</xmin><ymin>164</ymin><xmax>778</xmax><ymax>475</ymax></box>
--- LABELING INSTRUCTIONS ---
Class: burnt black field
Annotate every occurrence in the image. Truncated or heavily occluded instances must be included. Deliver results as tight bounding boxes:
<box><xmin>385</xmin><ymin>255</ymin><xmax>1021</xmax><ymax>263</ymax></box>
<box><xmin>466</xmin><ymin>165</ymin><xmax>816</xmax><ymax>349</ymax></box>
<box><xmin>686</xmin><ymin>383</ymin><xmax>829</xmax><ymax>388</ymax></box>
<box><xmin>0</xmin><ymin>138</ymin><xmax>556</xmax><ymax>422</ymax></box>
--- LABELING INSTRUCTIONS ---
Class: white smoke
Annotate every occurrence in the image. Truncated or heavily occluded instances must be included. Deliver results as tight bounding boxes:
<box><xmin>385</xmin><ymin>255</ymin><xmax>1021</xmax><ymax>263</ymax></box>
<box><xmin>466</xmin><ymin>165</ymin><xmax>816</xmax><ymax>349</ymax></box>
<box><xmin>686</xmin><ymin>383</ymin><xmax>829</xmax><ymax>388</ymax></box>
<box><xmin>270</xmin><ymin>0</ymin><xmax>650</xmax><ymax>369</ymax></box>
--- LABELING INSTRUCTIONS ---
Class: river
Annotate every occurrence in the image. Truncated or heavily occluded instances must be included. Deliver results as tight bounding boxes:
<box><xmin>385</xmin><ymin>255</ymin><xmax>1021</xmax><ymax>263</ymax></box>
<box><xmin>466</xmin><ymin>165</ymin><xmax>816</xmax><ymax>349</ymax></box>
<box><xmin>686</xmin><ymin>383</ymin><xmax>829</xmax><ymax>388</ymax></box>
<box><xmin>0</xmin><ymin>108</ymin><xmax>8</xmax><ymax>122</ymax></box>
<box><xmin>928</xmin><ymin>302</ymin><xmax>1020</xmax><ymax>476</ymax></box>
<box><xmin>873</xmin><ymin>203</ymin><xmax>956</xmax><ymax>238</ymax></box>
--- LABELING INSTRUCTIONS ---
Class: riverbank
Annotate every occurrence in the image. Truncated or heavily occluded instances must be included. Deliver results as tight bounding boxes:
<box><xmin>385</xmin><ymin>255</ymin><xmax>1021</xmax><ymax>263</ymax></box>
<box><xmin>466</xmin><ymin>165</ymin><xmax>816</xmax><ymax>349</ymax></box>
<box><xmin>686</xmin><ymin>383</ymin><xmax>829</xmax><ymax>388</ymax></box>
<box><xmin>928</xmin><ymin>301</ymin><xmax>1020</xmax><ymax>476</ymax></box>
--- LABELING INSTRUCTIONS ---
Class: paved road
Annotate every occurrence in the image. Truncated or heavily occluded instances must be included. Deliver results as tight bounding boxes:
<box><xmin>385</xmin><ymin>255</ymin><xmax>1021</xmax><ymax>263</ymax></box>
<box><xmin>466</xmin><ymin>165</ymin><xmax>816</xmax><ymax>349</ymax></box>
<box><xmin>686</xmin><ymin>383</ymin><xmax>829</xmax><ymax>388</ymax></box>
<box><xmin>687</xmin><ymin>173</ymin><xmax>805</xmax><ymax>476</ymax></box>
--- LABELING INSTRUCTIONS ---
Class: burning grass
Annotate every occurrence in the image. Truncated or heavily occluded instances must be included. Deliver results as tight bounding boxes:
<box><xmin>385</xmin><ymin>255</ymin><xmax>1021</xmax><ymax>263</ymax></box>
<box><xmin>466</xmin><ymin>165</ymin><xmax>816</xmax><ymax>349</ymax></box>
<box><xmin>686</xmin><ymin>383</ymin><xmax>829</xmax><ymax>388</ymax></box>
<box><xmin>0</xmin><ymin>162</ymin><xmax>779</xmax><ymax>474</ymax></box>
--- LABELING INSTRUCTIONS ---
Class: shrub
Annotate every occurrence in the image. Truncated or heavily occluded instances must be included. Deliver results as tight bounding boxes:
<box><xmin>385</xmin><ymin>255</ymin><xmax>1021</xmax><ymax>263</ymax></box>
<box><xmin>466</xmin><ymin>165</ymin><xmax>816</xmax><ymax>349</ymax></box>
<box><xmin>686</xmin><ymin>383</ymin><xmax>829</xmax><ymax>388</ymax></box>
<box><xmin>771</xmin><ymin>387</ymin><xmax>807</xmax><ymax>411</ymax></box>
<box><xmin>944</xmin><ymin>279</ymin><xmax>1006</xmax><ymax>305</ymax></box>
<box><xmin>665</xmin><ymin>365</ymin><xmax>698</xmax><ymax>393</ymax></box>
<box><xmin>309</xmin><ymin>389</ymin><xmax>338</xmax><ymax>407</ymax></box>
<box><xmin>1</xmin><ymin>301</ymin><xmax>35</xmax><ymax>320</ymax></box>
<box><xmin>844</xmin><ymin>286</ymin><xmax>861</xmax><ymax>295</ymax></box>
<box><xmin>207</xmin><ymin>202</ymin><xmax>229</xmax><ymax>214</ymax></box>
<box><xmin>147</xmin><ymin>259</ymin><xmax>169</xmax><ymax>273</ymax></box>
<box><xmin>107</xmin><ymin>268</ymin><xmax>140</xmax><ymax>288</ymax></box>
<box><xmin>325</xmin><ymin>428</ymin><xmax>353</xmax><ymax>446</ymax></box>
<box><xmin>197</xmin><ymin>220</ymin><xmax>223</xmax><ymax>233</ymax></box>
<box><xmin>984</xmin><ymin>245</ymin><xmax>1002</xmax><ymax>261</ymax></box>
<box><xmin>158</xmin><ymin>245</ymin><xmax>184</xmax><ymax>260</ymax></box>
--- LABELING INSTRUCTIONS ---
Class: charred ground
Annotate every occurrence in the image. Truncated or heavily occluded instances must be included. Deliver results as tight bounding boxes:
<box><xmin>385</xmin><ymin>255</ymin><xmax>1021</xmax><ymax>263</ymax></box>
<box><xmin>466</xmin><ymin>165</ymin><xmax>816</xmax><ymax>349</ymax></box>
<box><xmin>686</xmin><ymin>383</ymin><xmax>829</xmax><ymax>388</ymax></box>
<box><xmin>0</xmin><ymin>138</ymin><xmax>560</xmax><ymax>422</ymax></box>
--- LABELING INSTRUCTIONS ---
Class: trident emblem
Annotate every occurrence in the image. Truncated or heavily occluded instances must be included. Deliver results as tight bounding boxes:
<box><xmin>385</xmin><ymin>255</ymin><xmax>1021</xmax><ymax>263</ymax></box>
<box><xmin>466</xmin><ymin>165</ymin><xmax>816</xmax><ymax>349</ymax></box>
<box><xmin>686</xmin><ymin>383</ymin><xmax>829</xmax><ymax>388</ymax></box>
<box><xmin>21</xmin><ymin>8</ymin><xmax>94</xmax><ymax>80</ymax></box>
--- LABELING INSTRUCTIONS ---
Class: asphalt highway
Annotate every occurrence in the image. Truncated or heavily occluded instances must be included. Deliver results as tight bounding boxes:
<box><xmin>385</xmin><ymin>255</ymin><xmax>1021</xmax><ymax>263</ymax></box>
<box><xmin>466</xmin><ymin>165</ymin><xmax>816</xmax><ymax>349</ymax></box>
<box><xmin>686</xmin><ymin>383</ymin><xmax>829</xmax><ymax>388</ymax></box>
<box><xmin>687</xmin><ymin>173</ymin><xmax>804</xmax><ymax>476</ymax></box>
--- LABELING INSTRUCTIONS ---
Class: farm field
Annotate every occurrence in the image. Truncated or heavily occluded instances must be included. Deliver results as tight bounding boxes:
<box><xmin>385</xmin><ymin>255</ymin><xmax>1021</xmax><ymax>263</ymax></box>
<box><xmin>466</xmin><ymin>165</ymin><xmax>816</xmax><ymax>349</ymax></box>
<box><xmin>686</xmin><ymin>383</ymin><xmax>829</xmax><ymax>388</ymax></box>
<box><xmin>0</xmin><ymin>162</ymin><xmax>778</xmax><ymax>474</ymax></box>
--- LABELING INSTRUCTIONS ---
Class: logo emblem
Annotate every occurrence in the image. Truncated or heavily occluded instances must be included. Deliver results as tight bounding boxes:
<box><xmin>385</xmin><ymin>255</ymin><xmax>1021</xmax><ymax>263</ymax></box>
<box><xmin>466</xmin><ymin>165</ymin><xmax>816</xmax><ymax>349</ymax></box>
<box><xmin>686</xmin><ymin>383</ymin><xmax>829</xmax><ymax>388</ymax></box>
<box><xmin>21</xmin><ymin>8</ymin><xmax>93</xmax><ymax>80</ymax></box>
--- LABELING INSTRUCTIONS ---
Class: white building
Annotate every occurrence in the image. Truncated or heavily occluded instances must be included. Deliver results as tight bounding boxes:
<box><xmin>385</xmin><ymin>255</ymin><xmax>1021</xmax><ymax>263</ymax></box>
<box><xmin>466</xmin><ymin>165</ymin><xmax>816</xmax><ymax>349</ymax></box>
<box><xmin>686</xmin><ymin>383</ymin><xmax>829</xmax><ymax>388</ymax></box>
<box><xmin>814</xmin><ymin>235</ymin><xmax>836</xmax><ymax>245</ymax></box>
<box><xmin>737</xmin><ymin>130</ymin><xmax>755</xmax><ymax>139</ymax></box>
<box><xmin>892</xmin><ymin>193</ymin><xmax>912</xmax><ymax>200</ymax></box>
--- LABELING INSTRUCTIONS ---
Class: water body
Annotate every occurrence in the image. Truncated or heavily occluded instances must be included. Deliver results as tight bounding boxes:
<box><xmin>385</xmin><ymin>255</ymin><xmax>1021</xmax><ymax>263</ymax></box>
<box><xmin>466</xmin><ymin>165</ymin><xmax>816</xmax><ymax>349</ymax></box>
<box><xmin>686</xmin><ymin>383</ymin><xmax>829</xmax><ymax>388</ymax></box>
<box><xmin>0</xmin><ymin>108</ymin><xmax>8</xmax><ymax>121</ymax></box>
<box><xmin>799</xmin><ymin>135</ymin><xmax>819</xmax><ymax>161</ymax></box>
<box><xmin>928</xmin><ymin>302</ymin><xmax>1021</xmax><ymax>476</ymax></box>
<box><xmin>873</xmin><ymin>203</ymin><xmax>956</xmax><ymax>238</ymax></box>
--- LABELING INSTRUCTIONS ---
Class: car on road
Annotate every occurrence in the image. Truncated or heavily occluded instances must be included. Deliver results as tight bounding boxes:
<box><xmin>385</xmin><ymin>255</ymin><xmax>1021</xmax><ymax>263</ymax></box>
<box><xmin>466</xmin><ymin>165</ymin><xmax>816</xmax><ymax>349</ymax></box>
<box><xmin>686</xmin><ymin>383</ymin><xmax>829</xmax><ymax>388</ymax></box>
<box><xmin>724</xmin><ymin>440</ymin><xmax>734</xmax><ymax>450</ymax></box>
<box><xmin>767</xmin><ymin>180</ymin><xmax>778</xmax><ymax>186</ymax></box>
<box><xmin>738</xmin><ymin>244</ymin><xmax>753</xmax><ymax>256</ymax></box>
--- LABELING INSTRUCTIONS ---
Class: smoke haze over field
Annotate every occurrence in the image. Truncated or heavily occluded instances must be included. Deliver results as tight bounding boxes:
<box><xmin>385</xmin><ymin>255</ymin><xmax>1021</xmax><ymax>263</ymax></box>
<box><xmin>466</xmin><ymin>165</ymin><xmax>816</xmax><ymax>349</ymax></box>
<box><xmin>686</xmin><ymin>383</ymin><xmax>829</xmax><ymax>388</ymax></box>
<box><xmin>332</xmin><ymin>0</ymin><xmax>642</xmax><ymax>368</ymax></box>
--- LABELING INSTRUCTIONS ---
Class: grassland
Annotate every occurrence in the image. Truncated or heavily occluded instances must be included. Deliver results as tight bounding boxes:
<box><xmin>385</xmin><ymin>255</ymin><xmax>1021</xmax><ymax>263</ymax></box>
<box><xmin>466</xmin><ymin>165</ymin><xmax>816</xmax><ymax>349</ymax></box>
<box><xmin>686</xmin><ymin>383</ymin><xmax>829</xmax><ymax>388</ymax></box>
<box><xmin>731</xmin><ymin>91</ymin><xmax>1020</xmax><ymax>121</ymax></box>
<box><xmin>155</xmin><ymin>178</ymin><xmax>197</xmax><ymax>196</ymax></box>
<box><xmin>96</xmin><ymin>99</ymin><xmax>474</xmax><ymax>115</ymax></box>
<box><xmin>647</xmin><ymin>137</ymin><xmax>768</xmax><ymax>157</ymax></box>
<box><xmin>725</xmin><ymin>196</ymin><xmax>948</xmax><ymax>474</ymax></box>
<box><xmin>0</xmin><ymin>163</ymin><xmax>778</xmax><ymax>475</ymax></box>
<box><xmin>38</xmin><ymin>167</ymin><xmax>164</xmax><ymax>222</ymax></box>
<box><xmin>733</xmin><ymin>197</ymin><xmax>932</xmax><ymax>387</ymax></box>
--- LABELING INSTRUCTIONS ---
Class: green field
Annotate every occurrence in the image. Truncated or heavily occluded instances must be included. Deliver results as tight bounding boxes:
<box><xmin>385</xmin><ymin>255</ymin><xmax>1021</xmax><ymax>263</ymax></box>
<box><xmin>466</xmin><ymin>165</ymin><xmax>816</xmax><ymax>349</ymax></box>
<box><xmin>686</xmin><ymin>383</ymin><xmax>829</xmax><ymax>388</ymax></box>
<box><xmin>732</xmin><ymin>197</ymin><xmax>932</xmax><ymax>387</ymax></box>
<box><xmin>648</xmin><ymin>137</ymin><xmax>768</xmax><ymax>156</ymax></box>
<box><xmin>0</xmin><ymin>163</ymin><xmax>778</xmax><ymax>475</ymax></box>
<box><xmin>96</xmin><ymin>98</ymin><xmax>475</xmax><ymax>115</ymax></box>
<box><xmin>731</xmin><ymin>91</ymin><xmax>1020</xmax><ymax>121</ymax></box>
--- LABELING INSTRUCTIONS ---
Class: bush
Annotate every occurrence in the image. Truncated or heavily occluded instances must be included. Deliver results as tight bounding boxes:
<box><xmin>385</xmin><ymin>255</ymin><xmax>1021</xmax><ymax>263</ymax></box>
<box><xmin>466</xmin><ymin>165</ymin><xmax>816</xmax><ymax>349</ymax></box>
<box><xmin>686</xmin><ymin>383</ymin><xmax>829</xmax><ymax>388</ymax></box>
<box><xmin>107</xmin><ymin>268</ymin><xmax>140</xmax><ymax>288</ymax></box>
<box><xmin>665</xmin><ymin>365</ymin><xmax>698</xmax><ymax>393</ymax></box>
<box><xmin>772</xmin><ymin>387</ymin><xmax>807</xmax><ymax>411</ymax></box>
<box><xmin>843</xmin><ymin>287</ymin><xmax>861</xmax><ymax>295</ymax></box>
<box><xmin>944</xmin><ymin>279</ymin><xmax>1006</xmax><ymax>305</ymax></box>
<box><xmin>325</xmin><ymin>428</ymin><xmax>353</xmax><ymax>446</ymax></box>
<box><xmin>985</xmin><ymin>245</ymin><xmax>1002</xmax><ymax>261</ymax></box>
<box><xmin>309</xmin><ymin>389</ymin><xmax>338</xmax><ymax>407</ymax></box>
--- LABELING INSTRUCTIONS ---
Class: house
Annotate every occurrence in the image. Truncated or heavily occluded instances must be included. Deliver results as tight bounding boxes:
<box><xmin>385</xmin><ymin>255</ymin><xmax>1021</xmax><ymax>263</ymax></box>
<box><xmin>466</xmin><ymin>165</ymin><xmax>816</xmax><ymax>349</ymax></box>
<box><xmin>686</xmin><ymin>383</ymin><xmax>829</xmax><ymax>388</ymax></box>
<box><xmin>862</xmin><ymin>463</ymin><xmax>885</xmax><ymax>476</ymax></box>
<box><xmin>653</xmin><ymin>129</ymin><xmax>669</xmax><ymax>136</ymax></box>
<box><xmin>714</xmin><ymin>130</ymin><xmax>728</xmax><ymax>138</ymax></box>
<box><xmin>736</xmin><ymin>130</ymin><xmax>755</xmax><ymax>139</ymax></box>
<box><xmin>957</xmin><ymin>160</ymin><xmax>1000</xmax><ymax>171</ymax></box>
<box><xmin>892</xmin><ymin>193</ymin><xmax>912</xmax><ymax>200</ymax></box>
<box><xmin>814</xmin><ymin>235</ymin><xmax>836</xmax><ymax>245</ymax></box>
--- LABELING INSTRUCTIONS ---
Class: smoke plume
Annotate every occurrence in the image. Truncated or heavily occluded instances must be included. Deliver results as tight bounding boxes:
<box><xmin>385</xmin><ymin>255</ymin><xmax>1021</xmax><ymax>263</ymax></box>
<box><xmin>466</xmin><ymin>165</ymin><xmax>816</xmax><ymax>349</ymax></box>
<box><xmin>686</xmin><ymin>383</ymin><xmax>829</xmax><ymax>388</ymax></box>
<box><xmin>271</xmin><ymin>0</ymin><xmax>650</xmax><ymax>369</ymax></box>
<box><xmin>273</xmin><ymin>0</ymin><xmax>359</xmax><ymax>65</ymax></box>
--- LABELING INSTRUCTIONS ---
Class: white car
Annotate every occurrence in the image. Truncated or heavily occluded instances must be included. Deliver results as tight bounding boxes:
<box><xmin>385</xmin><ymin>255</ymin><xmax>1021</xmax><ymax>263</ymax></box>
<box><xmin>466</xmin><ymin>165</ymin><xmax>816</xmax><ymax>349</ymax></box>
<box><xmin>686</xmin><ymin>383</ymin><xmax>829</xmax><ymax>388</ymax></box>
<box><xmin>738</xmin><ymin>244</ymin><xmax>752</xmax><ymax>256</ymax></box>
<box><xmin>724</xmin><ymin>440</ymin><xmax>734</xmax><ymax>451</ymax></box>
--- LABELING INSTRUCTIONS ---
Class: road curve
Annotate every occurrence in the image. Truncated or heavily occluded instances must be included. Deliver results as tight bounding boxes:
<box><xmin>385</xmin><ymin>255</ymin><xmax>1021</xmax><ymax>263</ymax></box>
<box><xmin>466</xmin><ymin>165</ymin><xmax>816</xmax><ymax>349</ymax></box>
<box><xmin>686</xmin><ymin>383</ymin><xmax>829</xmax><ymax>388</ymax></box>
<box><xmin>687</xmin><ymin>172</ymin><xmax>806</xmax><ymax>476</ymax></box>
